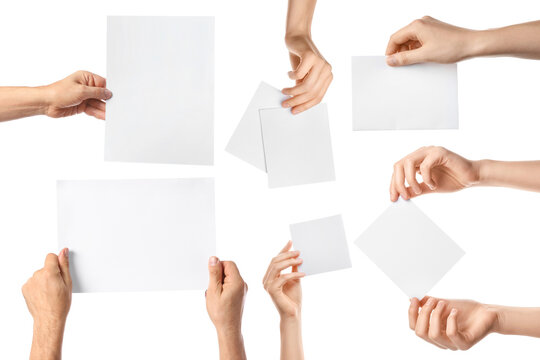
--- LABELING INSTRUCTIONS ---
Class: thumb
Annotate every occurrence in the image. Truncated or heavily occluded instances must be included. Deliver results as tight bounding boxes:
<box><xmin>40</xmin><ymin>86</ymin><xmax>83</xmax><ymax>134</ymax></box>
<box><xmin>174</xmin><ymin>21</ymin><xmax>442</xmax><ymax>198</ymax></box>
<box><xmin>81</xmin><ymin>85</ymin><xmax>113</xmax><ymax>100</ymax></box>
<box><xmin>58</xmin><ymin>248</ymin><xmax>72</xmax><ymax>289</ymax></box>
<box><xmin>207</xmin><ymin>256</ymin><xmax>223</xmax><ymax>294</ymax></box>
<box><xmin>386</xmin><ymin>48</ymin><xmax>426</xmax><ymax>66</ymax></box>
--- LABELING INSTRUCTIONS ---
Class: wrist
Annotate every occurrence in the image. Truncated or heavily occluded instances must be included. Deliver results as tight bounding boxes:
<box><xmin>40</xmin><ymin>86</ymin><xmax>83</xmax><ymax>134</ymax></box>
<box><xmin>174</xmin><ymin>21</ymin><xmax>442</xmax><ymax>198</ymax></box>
<box><xmin>473</xmin><ymin>159</ymin><xmax>493</xmax><ymax>186</ymax></box>
<box><xmin>466</xmin><ymin>28</ymin><xmax>502</xmax><ymax>58</ymax></box>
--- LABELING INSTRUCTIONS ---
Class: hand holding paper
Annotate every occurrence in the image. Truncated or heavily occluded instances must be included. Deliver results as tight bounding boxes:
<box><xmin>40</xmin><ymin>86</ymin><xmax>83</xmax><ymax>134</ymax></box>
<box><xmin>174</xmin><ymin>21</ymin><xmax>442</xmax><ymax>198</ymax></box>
<box><xmin>206</xmin><ymin>257</ymin><xmax>248</xmax><ymax>360</ymax></box>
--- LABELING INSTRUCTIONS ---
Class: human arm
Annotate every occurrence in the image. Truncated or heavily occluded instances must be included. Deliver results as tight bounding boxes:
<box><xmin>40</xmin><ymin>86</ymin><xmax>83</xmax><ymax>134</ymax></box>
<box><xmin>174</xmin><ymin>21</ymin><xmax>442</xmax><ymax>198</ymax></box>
<box><xmin>390</xmin><ymin>146</ymin><xmax>540</xmax><ymax>201</ymax></box>
<box><xmin>282</xmin><ymin>0</ymin><xmax>332</xmax><ymax>114</ymax></box>
<box><xmin>263</xmin><ymin>241</ymin><xmax>305</xmax><ymax>360</ymax></box>
<box><xmin>23</xmin><ymin>248</ymin><xmax>72</xmax><ymax>360</ymax></box>
<box><xmin>206</xmin><ymin>256</ymin><xmax>248</xmax><ymax>360</ymax></box>
<box><xmin>386</xmin><ymin>16</ymin><xmax>540</xmax><ymax>66</ymax></box>
<box><xmin>409</xmin><ymin>296</ymin><xmax>540</xmax><ymax>350</ymax></box>
<box><xmin>0</xmin><ymin>71</ymin><xmax>111</xmax><ymax>122</ymax></box>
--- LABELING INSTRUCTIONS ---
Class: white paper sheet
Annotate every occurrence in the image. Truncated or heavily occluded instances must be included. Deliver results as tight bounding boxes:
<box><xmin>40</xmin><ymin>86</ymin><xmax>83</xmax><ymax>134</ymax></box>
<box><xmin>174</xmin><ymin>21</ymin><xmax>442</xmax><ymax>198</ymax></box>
<box><xmin>351</xmin><ymin>56</ymin><xmax>458</xmax><ymax>130</ymax></box>
<box><xmin>290</xmin><ymin>215</ymin><xmax>352</xmax><ymax>276</ymax></box>
<box><xmin>57</xmin><ymin>178</ymin><xmax>216</xmax><ymax>293</ymax></box>
<box><xmin>225</xmin><ymin>82</ymin><xmax>289</xmax><ymax>171</ymax></box>
<box><xmin>355</xmin><ymin>200</ymin><xmax>464</xmax><ymax>298</ymax></box>
<box><xmin>260</xmin><ymin>104</ymin><xmax>336</xmax><ymax>188</ymax></box>
<box><xmin>105</xmin><ymin>16</ymin><xmax>214</xmax><ymax>165</ymax></box>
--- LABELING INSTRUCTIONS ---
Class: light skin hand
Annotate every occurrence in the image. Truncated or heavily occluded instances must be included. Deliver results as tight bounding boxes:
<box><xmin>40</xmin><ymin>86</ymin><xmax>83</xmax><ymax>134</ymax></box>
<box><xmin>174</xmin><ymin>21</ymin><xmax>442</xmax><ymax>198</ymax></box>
<box><xmin>22</xmin><ymin>248</ymin><xmax>72</xmax><ymax>360</ymax></box>
<box><xmin>409</xmin><ymin>297</ymin><xmax>498</xmax><ymax>351</ymax></box>
<box><xmin>390</xmin><ymin>146</ymin><xmax>479</xmax><ymax>201</ymax></box>
<box><xmin>206</xmin><ymin>257</ymin><xmax>248</xmax><ymax>360</ymax></box>
<box><xmin>283</xmin><ymin>0</ymin><xmax>332</xmax><ymax>114</ymax></box>
<box><xmin>386</xmin><ymin>16</ymin><xmax>540</xmax><ymax>66</ymax></box>
<box><xmin>263</xmin><ymin>240</ymin><xmax>305</xmax><ymax>360</ymax></box>
<box><xmin>0</xmin><ymin>70</ymin><xmax>112</xmax><ymax>122</ymax></box>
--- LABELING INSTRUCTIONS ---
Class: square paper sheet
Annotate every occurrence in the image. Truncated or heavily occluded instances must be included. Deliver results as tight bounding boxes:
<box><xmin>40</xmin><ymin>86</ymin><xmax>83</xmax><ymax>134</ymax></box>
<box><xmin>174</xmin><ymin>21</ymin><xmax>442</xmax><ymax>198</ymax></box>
<box><xmin>57</xmin><ymin>178</ymin><xmax>216</xmax><ymax>293</ymax></box>
<box><xmin>105</xmin><ymin>16</ymin><xmax>214</xmax><ymax>165</ymax></box>
<box><xmin>290</xmin><ymin>215</ymin><xmax>352</xmax><ymax>276</ymax></box>
<box><xmin>355</xmin><ymin>200</ymin><xmax>464</xmax><ymax>298</ymax></box>
<box><xmin>225</xmin><ymin>82</ymin><xmax>288</xmax><ymax>171</ymax></box>
<box><xmin>351</xmin><ymin>56</ymin><xmax>458</xmax><ymax>130</ymax></box>
<box><xmin>260</xmin><ymin>104</ymin><xmax>336</xmax><ymax>188</ymax></box>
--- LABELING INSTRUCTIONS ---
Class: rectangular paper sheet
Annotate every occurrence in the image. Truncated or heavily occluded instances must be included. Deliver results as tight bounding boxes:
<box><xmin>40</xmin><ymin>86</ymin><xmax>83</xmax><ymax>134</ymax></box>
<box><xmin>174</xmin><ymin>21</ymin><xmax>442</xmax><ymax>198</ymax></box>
<box><xmin>290</xmin><ymin>215</ymin><xmax>352</xmax><ymax>276</ymax></box>
<box><xmin>351</xmin><ymin>56</ymin><xmax>458</xmax><ymax>130</ymax></box>
<box><xmin>260</xmin><ymin>104</ymin><xmax>336</xmax><ymax>188</ymax></box>
<box><xmin>105</xmin><ymin>16</ymin><xmax>214</xmax><ymax>165</ymax></box>
<box><xmin>58</xmin><ymin>178</ymin><xmax>216</xmax><ymax>293</ymax></box>
<box><xmin>225</xmin><ymin>82</ymin><xmax>288</xmax><ymax>171</ymax></box>
<box><xmin>355</xmin><ymin>200</ymin><xmax>464</xmax><ymax>298</ymax></box>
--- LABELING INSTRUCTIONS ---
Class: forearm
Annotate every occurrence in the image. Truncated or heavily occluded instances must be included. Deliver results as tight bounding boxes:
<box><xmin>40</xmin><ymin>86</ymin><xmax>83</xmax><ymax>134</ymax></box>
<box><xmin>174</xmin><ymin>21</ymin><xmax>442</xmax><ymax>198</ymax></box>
<box><xmin>217</xmin><ymin>329</ymin><xmax>246</xmax><ymax>360</ymax></box>
<box><xmin>0</xmin><ymin>86</ymin><xmax>50</xmax><ymax>122</ymax></box>
<box><xmin>30</xmin><ymin>320</ymin><xmax>65</xmax><ymax>360</ymax></box>
<box><xmin>280</xmin><ymin>316</ymin><xmax>304</xmax><ymax>360</ymax></box>
<box><xmin>493</xmin><ymin>305</ymin><xmax>540</xmax><ymax>338</ymax></box>
<box><xmin>475</xmin><ymin>160</ymin><xmax>540</xmax><ymax>192</ymax></box>
<box><xmin>286</xmin><ymin>0</ymin><xmax>316</xmax><ymax>39</ymax></box>
<box><xmin>468</xmin><ymin>21</ymin><xmax>540</xmax><ymax>59</ymax></box>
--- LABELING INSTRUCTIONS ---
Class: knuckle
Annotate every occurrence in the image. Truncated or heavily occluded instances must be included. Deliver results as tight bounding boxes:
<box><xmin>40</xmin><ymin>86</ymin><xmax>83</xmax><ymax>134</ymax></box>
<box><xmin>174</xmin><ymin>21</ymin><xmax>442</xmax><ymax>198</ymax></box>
<box><xmin>412</xmin><ymin>18</ymin><xmax>425</xmax><ymax>27</ymax></box>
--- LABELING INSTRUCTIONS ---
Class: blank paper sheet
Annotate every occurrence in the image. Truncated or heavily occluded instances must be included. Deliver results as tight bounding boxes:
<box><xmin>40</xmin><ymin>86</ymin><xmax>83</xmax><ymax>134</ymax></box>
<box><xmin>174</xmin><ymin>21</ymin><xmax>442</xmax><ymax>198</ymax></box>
<box><xmin>351</xmin><ymin>56</ymin><xmax>458</xmax><ymax>130</ymax></box>
<box><xmin>57</xmin><ymin>178</ymin><xmax>216</xmax><ymax>293</ymax></box>
<box><xmin>260</xmin><ymin>104</ymin><xmax>336</xmax><ymax>188</ymax></box>
<box><xmin>355</xmin><ymin>200</ymin><xmax>464</xmax><ymax>298</ymax></box>
<box><xmin>105</xmin><ymin>16</ymin><xmax>214</xmax><ymax>165</ymax></box>
<box><xmin>225</xmin><ymin>82</ymin><xmax>288</xmax><ymax>171</ymax></box>
<box><xmin>290</xmin><ymin>215</ymin><xmax>352</xmax><ymax>276</ymax></box>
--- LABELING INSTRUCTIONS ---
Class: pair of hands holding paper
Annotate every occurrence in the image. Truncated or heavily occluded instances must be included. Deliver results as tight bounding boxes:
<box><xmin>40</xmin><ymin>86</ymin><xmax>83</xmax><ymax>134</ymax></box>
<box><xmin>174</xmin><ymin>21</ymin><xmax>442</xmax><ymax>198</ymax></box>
<box><xmin>206</xmin><ymin>240</ymin><xmax>305</xmax><ymax>360</ymax></box>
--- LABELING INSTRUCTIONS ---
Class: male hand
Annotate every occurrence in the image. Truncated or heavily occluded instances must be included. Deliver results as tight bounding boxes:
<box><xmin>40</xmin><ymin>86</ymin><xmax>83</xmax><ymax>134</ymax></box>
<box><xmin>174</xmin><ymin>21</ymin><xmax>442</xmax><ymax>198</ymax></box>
<box><xmin>44</xmin><ymin>71</ymin><xmax>112</xmax><ymax>120</ymax></box>
<box><xmin>386</xmin><ymin>16</ymin><xmax>477</xmax><ymax>66</ymax></box>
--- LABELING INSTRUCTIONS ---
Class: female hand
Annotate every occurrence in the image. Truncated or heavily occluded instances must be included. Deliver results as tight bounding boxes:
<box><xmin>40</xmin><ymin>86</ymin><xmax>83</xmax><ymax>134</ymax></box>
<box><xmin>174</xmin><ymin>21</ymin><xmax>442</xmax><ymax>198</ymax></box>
<box><xmin>282</xmin><ymin>36</ymin><xmax>332</xmax><ymax>114</ymax></box>
<box><xmin>390</xmin><ymin>146</ymin><xmax>479</xmax><ymax>201</ymax></box>
<box><xmin>263</xmin><ymin>241</ymin><xmax>305</xmax><ymax>319</ymax></box>
<box><xmin>409</xmin><ymin>297</ymin><xmax>499</xmax><ymax>350</ymax></box>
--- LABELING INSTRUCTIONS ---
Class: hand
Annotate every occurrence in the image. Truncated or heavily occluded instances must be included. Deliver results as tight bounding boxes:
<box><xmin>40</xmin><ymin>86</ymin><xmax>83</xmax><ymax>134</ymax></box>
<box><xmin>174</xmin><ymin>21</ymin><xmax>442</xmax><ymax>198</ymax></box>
<box><xmin>390</xmin><ymin>146</ymin><xmax>480</xmax><ymax>201</ymax></box>
<box><xmin>282</xmin><ymin>35</ymin><xmax>332</xmax><ymax>114</ymax></box>
<box><xmin>44</xmin><ymin>71</ymin><xmax>112</xmax><ymax>120</ymax></box>
<box><xmin>263</xmin><ymin>241</ymin><xmax>305</xmax><ymax>319</ymax></box>
<box><xmin>386</xmin><ymin>16</ymin><xmax>477</xmax><ymax>66</ymax></box>
<box><xmin>23</xmin><ymin>248</ymin><xmax>72</xmax><ymax>328</ymax></box>
<box><xmin>409</xmin><ymin>297</ymin><xmax>499</xmax><ymax>351</ymax></box>
<box><xmin>23</xmin><ymin>249</ymin><xmax>72</xmax><ymax>360</ymax></box>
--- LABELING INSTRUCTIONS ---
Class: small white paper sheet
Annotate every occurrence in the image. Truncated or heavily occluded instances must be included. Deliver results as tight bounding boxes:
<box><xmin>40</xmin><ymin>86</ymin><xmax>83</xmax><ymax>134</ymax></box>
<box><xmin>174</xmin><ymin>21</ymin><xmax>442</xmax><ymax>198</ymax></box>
<box><xmin>105</xmin><ymin>16</ymin><xmax>214</xmax><ymax>165</ymax></box>
<box><xmin>57</xmin><ymin>178</ymin><xmax>216</xmax><ymax>293</ymax></box>
<box><xmin>260</xmin><ymin>103</ymin><xmax>336</xmax><ymax>188</ymax></box>
<box><xmin>355</xmin><ymin>200</ymin><xmax>464</xmax><ymax>298</ymax></box>
<box><xmin>351</xmin><ymin>56</ymin><xmax>458</xmax><ymax>130</ymax></box>
<box><xmin>225</xmin><ymin>82</ymin><xmax>288</xmax><ymax>171</ymax></box>
<box><xmin>290</xmin><ymin>215</ymin><xmax>352</xmax><ymax>276</ymax></box>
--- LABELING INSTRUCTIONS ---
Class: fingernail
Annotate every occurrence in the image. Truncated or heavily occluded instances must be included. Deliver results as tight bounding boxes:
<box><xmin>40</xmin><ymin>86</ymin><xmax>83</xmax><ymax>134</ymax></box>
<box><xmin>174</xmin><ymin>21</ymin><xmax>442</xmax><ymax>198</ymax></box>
<box><xmin>427</xmin><ymin>298</ymin><xmax>435</xmax><ymax>305</ymax></box>
<box><xmin>104</xmin><ymin>89</ymin><xmax>113</xmax><ymax>99</ymax></box>
<box><xmin>283</xmin><ymin>102</ymin><xmax>291</xmax><ymax>108</ymax></box>
<box><xmin>427</xmin><ymin>184</ymin><xmax>436</xmax><ymax>190</ymax></box>
<box><xmin>450</xmin><ymin>308</ymin><xmax>457</xmax><ymax>315</ymax></box>
<box><xmin>292</xmin><ymin>109</ymin><xmax>299</xmax><ymax>114</ymax></box>
<box><xmin>208</xmin><ymin>256</ymin><xmax>218</xmax><ymax>266</ymax></box>
<box><xmin>414</xmin><ymin>188</ymin><xmax>422</xmax><ymax>195</ymax></box>
<box><xmin>437</xmin><ymin>301</ymin><xmax>445</xmax><ymax>308</ymax></box>
<box><xmin>387</xmin><ymin>55</ymin><xmax>397</xmax><ymax>66</ymax></box>
<box><xmin>297</xmin><ymin>258</ymin><xmax>303</xmax><ymax>263</ymax></box>
<box><xmin>64</xmin><ymin>248</ymin><xmax>69</xmax><ymax>257</ymax></box>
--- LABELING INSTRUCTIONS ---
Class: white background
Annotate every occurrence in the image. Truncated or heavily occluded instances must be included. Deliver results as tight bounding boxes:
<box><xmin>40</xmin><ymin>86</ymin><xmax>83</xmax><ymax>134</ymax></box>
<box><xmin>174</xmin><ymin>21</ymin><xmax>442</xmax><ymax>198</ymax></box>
<box><xmin>1</xmin><ymin>0</ymin><xmax>539</xmax><ymax>359</ymax></box>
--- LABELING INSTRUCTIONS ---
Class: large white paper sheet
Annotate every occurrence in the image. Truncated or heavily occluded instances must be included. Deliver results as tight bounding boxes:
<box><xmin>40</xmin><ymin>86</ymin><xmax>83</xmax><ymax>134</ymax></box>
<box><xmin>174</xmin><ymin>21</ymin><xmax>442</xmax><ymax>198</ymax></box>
<box><xmin>105</xmin><ymin>16</ymin><xmax>214</xmax><ymax>165</ymax></box>
<box><xmin>260</xmin><ymin>104</ymin><xmax>336</xmax><ymax>188</ymax></box>
<box><xmin>225</xmin><ymin>82</ymin><xmax>288</xmax><ymax>171</ymax></box>
<box><xmin>57</xmin><ymin>178</ymin><xmax>216</xmax><ymax>293</ymax></box>
<box><xmin>290</xmin><ymin>215</ymin><xmax>352</xmax><ymax>276</ymax></box>
<box><xmin>351</xmin><ymin>56</ymin><xmax>458</xmax><ymax>130</ymax></box>
<box><xmin>355</xmin><ymin>200</ymin><xmax>464</xmax><ymax>298</ymax></box>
